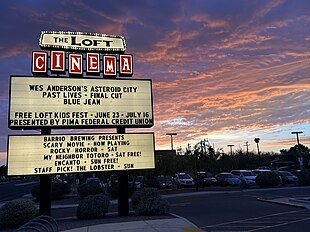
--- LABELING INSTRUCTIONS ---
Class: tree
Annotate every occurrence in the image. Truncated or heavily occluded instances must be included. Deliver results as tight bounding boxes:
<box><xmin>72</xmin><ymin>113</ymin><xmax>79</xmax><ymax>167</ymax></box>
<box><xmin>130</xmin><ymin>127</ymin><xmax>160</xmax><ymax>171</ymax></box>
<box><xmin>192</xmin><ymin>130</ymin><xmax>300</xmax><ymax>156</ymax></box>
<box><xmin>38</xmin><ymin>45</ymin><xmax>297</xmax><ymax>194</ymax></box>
<box><xmin>254</xmin><ymin>138</ymin><xmax>260</xmax><ymax>156</ymax></box>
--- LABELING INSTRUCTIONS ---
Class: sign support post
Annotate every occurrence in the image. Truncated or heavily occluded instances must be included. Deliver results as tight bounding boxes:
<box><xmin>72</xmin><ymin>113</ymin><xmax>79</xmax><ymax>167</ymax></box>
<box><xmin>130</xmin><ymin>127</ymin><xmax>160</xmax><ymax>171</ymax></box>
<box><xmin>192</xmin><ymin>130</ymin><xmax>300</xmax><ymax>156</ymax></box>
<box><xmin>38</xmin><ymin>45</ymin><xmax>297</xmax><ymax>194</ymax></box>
<box><xmin>39</xmin><ymin>128</ymin><xmax>52</xmax><ymax>216</ymax></box>
<box><xmin>117</xmin><ymin>127</ymin><xmax>129</xmax><ymax>216</ymax></box>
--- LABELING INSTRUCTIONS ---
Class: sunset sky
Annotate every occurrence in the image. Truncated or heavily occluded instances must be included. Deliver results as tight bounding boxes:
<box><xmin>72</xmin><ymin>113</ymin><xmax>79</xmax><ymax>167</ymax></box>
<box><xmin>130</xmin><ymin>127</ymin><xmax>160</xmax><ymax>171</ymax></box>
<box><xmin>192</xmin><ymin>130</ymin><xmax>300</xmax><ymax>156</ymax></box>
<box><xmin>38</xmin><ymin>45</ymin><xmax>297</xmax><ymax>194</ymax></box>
<box><xmin>0</xmin><ymin>0</ymin><xmax>309</xmax><ymax>165</ymax></box>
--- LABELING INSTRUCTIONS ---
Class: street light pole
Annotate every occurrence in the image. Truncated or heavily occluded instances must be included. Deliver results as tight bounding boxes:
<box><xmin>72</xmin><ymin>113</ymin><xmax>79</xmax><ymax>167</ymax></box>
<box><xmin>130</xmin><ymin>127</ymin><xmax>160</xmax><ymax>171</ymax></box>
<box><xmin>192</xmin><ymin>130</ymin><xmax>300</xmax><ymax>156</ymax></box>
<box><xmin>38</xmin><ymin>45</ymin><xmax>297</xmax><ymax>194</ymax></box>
<box><xmin>291</xmin><ymin>131</ymin><xmax>303</xmax><ymax>146</ymax></box>
<box><xmin>291</xmin><ymin>131</ymin><xmax>303</xmax><ymax>169</ymax></box>
<box><xmin>244</xmin><ymin>141</ymin><xmax>249</xmax><ymax>155</ymax></box>
<box><xmin>166</xmin><ymin>133</ymin><xmax>177</xmax><ymax>150</ymax></box>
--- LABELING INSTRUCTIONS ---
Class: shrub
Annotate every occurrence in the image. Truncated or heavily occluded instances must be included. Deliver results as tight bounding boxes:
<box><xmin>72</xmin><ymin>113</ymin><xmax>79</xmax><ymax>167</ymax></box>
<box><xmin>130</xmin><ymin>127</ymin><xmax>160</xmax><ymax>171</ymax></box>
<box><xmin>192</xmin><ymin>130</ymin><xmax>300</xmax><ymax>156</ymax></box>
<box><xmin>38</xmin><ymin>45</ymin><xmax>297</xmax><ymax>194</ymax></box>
<box><xmin>255</xmin><ymin>172</ymin><xmax>281</xmax><ymax>188</ymax></box>
<box><xmin>77</xmin><ymin>183</ymin><xmax>103</xmax><ymax>198</ymax></box>
<box><xmin>51</xmin><ymin>182</ymin><xmax>71</xmax><ymax>199</ymax></box>
<box><xmin>77</xmin><ymin>194</ymin><xmax>110</xmax><ymax>219</ymax></box>
<box><xmin>297</xmin><ymin>170</ymin><xmax>310</xmax><ymax>185</ymax></box>
<box><xmin>0</xmin><ymin>199</ymin><xmax>37</xmax><ymax>228</ymax></box>
<box><xmin>31</xmin><ymin>182</ymin><xmax>71</xmax><ymax>201</ymax></box>
<box><xmin>131</xmin><ymin>187</ymin><xmax>169</xmax><ymax>216</ymax></box>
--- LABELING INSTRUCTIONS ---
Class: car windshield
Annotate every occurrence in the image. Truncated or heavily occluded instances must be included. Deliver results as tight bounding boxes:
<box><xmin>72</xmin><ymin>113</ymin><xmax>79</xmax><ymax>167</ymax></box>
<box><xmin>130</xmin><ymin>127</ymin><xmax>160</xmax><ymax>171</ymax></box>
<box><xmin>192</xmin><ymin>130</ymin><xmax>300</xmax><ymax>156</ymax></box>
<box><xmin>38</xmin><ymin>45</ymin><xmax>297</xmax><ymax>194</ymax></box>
<box><xmin>178</xmin><ymin>174</ymin><xmax>191</xmax><ymax>179</ymax></box>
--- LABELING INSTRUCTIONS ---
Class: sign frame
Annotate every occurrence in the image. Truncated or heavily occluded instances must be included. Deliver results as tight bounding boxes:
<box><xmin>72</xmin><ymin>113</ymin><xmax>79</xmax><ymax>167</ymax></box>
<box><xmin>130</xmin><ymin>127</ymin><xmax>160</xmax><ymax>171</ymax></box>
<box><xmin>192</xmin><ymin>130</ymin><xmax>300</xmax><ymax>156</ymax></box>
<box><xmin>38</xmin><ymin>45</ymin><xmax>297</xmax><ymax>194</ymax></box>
<box><xmin>7</xmin><ymin>132</ymin><xmax>155</xmax><ymax>176</ymax></box>
<box><xmin>8</xmin><ymin>75</ymin><xmax>154</xmax><ymax>130</ymax></box>
<box><xmin>39</xmin><ymin>31</ymin><xmax>126</xmax><ymax>53</ymax></box>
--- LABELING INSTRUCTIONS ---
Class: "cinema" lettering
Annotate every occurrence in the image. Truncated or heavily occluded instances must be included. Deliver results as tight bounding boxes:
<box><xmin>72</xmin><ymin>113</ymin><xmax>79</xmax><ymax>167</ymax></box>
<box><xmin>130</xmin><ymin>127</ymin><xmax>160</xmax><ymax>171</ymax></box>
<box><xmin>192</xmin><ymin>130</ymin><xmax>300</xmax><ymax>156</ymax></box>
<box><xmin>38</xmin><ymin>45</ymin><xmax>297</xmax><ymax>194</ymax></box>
<box><xmin>32</xmin><ymin>51</ymin><xmax>133</xmax><ymax>77</ymax></box>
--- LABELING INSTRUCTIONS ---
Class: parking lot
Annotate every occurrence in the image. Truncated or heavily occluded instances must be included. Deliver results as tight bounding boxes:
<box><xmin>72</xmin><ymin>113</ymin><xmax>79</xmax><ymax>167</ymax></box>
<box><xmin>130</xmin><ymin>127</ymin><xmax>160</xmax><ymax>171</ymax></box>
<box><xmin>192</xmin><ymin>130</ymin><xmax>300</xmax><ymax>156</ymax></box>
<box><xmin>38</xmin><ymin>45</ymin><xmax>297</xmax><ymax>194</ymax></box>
<box><xmin>167</xmin><ymin>186</ymin><xmax>310</xmax><ymax>232</ymax></box>
<box><xmin>201</xmin><ymin>209</ymin><xmax>310</xmax><ymax>232</ymax></box>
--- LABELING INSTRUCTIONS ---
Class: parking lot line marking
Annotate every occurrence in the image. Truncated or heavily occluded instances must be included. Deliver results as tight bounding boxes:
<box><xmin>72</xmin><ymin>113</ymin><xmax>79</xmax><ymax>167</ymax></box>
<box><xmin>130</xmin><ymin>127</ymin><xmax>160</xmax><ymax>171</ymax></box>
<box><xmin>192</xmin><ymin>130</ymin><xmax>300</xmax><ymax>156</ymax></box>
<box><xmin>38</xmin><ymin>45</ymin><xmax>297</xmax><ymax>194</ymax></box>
<box><xmin>14</xmin><ymin>181</ymin><xmax>37</xmax><ymax>186</ymax></box>
<box><xmin>245</xmin><ymin>221</ymin><xmax>289</xmax><ymax>225</ymax></box>
<box><xmin>235</xmin><ymin>221</ymin><xmax>286</xmax><ymax>224</ymax></box>
<box><xmin>208</xmin><ymin>225</ymin><xmax>262</xmax><ymax>228</ymax></box>
<box><xmin>247</xmin><ymin>217</ymin><xmax>310</xmax><ymax>232</ymax></box>
<box><xmin>200</xmin><ymin>209</ymin><xmax>304</xmax><ymax>229</ymax></box>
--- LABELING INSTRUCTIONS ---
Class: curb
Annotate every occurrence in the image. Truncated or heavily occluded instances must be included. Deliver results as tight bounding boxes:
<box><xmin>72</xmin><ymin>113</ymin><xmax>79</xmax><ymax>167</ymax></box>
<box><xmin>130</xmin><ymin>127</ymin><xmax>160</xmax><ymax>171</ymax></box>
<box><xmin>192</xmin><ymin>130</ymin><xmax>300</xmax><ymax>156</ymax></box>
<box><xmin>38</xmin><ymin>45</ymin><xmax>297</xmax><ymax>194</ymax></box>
<box><xmin>56</xmin><ymin>211</ymin><xmax>126</xmax><ymax>221</ymax></box>
<box><xmin>256</xmin><ymin>197</ymin><xmax>306</xmax><ymax>209</ymax></box>
<box><xmin>170</xmin><ymin>212</ymin><xmax>202</xmax><ymax>230</ymax></box>
<box><xmin>162</xmin><ymin>190</ymin><xmax>240</xmax><ymax>199</ymax></box>
<box><xmin>243</xmin><ymin>185</ymin><xmax>310</xmax><ymax>192</ymax></box>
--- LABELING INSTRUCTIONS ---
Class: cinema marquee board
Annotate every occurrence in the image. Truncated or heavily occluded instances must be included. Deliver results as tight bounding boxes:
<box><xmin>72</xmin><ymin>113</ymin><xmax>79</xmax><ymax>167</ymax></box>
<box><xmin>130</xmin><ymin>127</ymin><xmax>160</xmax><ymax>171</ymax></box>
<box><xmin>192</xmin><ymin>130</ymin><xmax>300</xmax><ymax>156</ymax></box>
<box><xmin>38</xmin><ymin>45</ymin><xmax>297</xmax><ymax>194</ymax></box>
<box><xmin>9</xmin><ymin>76</ymin><xmax>153</xmax><ymax>129</ymax></box>
<box><xmin>7</xmin><ymin>133</ymin><xmax>155</xmax><ymax>176</ymax></box>
<box><xmin>39</xmin><ymin>31</ymin><xmax>126</xmax><ymax>52</ymax></box>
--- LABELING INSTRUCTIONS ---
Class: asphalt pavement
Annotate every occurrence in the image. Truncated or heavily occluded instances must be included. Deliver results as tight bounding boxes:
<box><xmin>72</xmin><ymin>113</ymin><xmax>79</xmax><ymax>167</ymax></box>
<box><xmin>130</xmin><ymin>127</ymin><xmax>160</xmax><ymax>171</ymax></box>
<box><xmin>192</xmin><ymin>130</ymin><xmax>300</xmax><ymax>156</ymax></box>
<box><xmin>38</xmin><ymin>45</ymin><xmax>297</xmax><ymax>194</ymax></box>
<box><xmin>2</xmin><ymin>185</ymin><xmax>310</xmax><ymax>231</ymax></box>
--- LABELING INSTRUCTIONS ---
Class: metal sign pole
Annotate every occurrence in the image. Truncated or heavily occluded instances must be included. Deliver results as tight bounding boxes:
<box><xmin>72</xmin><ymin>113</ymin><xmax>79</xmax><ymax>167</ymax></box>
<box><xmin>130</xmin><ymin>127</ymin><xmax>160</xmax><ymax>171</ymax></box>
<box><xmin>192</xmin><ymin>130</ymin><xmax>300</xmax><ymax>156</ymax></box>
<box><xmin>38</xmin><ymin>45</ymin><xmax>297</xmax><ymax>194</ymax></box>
<box><xmin>39</xmin><ymin>128</ymin><xmax>52</xmax><ymax>216</ymax></box>
<box><xmin>117</xmin><ymin>127</ymin><xmax>129</xmax><ymax>216</ymax></box>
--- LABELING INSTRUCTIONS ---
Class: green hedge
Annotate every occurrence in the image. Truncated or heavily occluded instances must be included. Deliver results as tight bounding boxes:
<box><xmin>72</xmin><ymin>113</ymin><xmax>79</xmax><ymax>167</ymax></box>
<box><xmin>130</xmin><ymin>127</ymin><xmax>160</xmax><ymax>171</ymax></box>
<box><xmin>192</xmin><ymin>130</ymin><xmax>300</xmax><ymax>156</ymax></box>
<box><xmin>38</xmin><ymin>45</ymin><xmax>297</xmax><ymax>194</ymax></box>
<box><xmin>297</xmin><ymin>170</ymin><xmax>310</xmax><ymax>185</ymax></box>
<box><xmin>256</xmin><ymin>172</ymin><xmax>281</xmax><ymax>188</ymax></box>
<box><xmin>0</xmin><ymin>199</ymin><xmax>38</xmax><ymax>228</ymax></box>
<box><xmin>77</xmin><ymin>183</ymin><xmax>103</xmax><ymax>198</ymax></box>
<box><xmin>77</xmin><ymin>194</ymin><xmax>110</xmax><ymax>219</ymax></box>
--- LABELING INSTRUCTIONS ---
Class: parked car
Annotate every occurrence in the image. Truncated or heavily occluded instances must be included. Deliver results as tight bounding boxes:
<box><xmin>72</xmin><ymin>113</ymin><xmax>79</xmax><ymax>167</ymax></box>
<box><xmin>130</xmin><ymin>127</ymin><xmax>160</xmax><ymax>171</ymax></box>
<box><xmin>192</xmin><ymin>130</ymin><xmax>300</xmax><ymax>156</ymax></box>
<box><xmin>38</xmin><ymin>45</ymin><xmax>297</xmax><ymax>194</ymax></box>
<box><xmin>86</xmin><ymin>177</ymin><xmax>102</xmax><ymax>188</ymax></box>
<box><xmin>215</xmin><ymin>172</ymin><xmax>241</xmax><ymax>186</ymax></box>
<box><xmin>274</xmin><ymin>171</ymin><xmax>299</xmax><ymax>185</ymax></box>
<box><xmin>196</xmin><ymin>172</ymin><xmax>218</xmax><ymax>187</ymax></box>
<box><xmin>231</xmin><ymin>170</ymin><xmax>256</xmax><ymax>186</ymax></box>
<box><xmin>175</xmin><ymin>173</ymin><xmax>195</xmax><ymax>188</ymax></box>
<box><xmin>156</xmin><ymin>175</ymin><xmax>173</xmax><ymax>189</ymax></box>
<box><xmin>277</xmin><ymin>166</ymin><xmax>301</xmax><ymax>176</ymax></box>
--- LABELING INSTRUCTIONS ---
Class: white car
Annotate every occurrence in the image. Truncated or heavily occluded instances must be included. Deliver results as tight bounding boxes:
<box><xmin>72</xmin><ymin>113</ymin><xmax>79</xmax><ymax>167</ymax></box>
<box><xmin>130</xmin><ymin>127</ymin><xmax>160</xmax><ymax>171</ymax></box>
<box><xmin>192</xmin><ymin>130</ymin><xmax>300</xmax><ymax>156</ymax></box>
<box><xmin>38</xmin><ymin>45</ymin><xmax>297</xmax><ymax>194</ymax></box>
<box><xmin>231</xmin><ymin>170</ymin><xmax>256</xmax><ymax>186</ymax></box>
<box><xmin>175</xmin><ymin>173</ymin><xmax>195</xmax><ymax>188</ymax></box>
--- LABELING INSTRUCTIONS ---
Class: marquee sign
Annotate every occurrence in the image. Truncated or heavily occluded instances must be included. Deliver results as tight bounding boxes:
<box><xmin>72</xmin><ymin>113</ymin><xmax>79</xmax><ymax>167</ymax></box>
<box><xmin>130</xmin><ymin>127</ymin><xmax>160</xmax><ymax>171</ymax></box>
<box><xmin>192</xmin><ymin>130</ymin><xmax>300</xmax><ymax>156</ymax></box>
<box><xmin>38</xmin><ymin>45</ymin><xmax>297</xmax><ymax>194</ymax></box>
<box><xmin>39</xmin><ymin>31</ymin><xmax>126</xmax><ymax>52</ymax></box>
<box><xmin>9</xmin><ymin>76</ymin><xmax>153</xmax><ymax>129</ymax></box>
<box><xmin>7</xmin><ymin>133</ymin><xmax>155</xmax><ymax>175</ymax></box>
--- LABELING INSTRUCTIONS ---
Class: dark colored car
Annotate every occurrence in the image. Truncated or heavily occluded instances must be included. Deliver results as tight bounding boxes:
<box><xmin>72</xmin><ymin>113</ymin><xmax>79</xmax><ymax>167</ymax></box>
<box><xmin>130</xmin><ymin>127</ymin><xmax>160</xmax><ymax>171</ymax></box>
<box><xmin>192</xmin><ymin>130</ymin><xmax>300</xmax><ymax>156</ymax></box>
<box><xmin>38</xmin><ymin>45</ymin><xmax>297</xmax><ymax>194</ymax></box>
<box><xmin>86</xmin><ymin>177</ymin><xmax>102</xmax><ymax>187</ymax></box>
<box><xmin>156</xmin><ymin>176</ymin><xmax>173</xmax><ymax>189</ymax></box>
<box><xmin>277</xmin><ymin>166</ymin><xmax>301</xmax><ymax>176</ymax></box>
<box><xmin>196</xmin><ymin>172</ymin><xmax>217</xmax><ymax>187</ymax></box>
<box><xmin>274</xmin><ymin>171</ymin><xmax>299</xmax><ymax>185</ymax></box>
<box><xmin>215</xmin><ymin>172</ymin><xmax>241</xmax><ymax>186</ymax></box>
